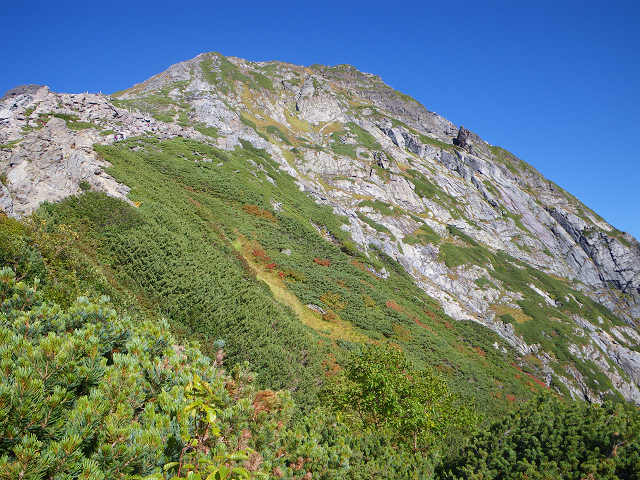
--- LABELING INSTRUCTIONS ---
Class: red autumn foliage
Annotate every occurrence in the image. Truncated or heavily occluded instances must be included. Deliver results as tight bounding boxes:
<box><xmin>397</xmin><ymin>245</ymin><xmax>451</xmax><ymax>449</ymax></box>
<box><xmin>386</xmin><ymin>299</ymin><xmax>404</xmax><ymax>312</ymax></box>
<box><xmin>526</xmin><ymin>372</ymin><xmax>548</xmax><ymax>388</ymax></box>
<box><xmin>414</xmin><ymin>318</ymin><xmax>433</xmax><ymax>331</ymax></box>
<box><xmin>313</xmin><ymin>258</ymin><xmax>330</xmax><ymax>267</ymax></box>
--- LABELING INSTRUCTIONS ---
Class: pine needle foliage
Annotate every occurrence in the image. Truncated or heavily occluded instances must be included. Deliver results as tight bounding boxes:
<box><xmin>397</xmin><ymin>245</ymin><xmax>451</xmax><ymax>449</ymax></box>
<box><xmin>440</xmin><ymin>394</ymin><xmax>640</xmax><ymax>479</ymax></box>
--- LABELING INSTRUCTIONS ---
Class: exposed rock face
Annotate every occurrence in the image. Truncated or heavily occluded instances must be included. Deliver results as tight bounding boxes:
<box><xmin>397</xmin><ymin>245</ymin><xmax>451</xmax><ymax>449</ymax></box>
<box><xmin>2</xmin><ymin>51</ymin><xmax>639</xmax><ymax>404</ymax></box>
<box><xmin>0</xmin><ymin>117</ymin><xmax>130</xmax><ymax>215</ymax></box>
<box><xmin>453</xmin><ymin>125</ymin><xmax>469</xmax><ymax>149</ymax></box>
<box><xmin>295</xmin><ymin>78</ymin><xmax>343</xmax><ymax>124</ymax></box>
<box><xmin>1</xmin><ymin>84</ymin><xmax>46</xmax><ymax>102</ymax></box>
<box><xmin>374</xmin><ymin>151</ymin><xmax>389</xmax><ymax>169</ymax></box>
<box><xmin>309</xmin><ymin>64</ymin><xmax>459</xmax><ymax>142</ymax></box>
<box><xmin>0</xmin><ymin>85</ymin><xmax>213</xmax><ymax>217</ymax></box>
<box><xmin>549</xmin><ymin>207</ymin><xmax>640</xmax><ymax>296</ymax></box>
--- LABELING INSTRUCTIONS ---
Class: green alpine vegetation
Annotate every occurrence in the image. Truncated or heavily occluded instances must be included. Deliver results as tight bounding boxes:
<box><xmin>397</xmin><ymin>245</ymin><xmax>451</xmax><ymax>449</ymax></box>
<box><xmin>1</xmin><ymin>135</ymin><xmax>639</xmax><ymax>478</ymax></box>
<box><xmin>2</xmin><ymin>51</ymin><xmax>640</xmax><ymax>479</ymax></box>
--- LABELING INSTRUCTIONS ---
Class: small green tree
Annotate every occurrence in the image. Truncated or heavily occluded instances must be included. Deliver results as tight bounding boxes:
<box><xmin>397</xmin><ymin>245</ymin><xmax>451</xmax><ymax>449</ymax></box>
<box><xmin>330</xmin><ymin>344</ymin><xmax>477</xmax><ymax>453</ymax></box>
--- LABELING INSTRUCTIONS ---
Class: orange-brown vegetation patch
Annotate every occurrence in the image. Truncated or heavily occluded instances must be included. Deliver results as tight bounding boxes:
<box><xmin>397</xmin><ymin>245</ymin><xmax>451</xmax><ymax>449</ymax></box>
<box><xmin>252</xmin><ymin>390</ymin><xmax>280</xmax><ymax>419</ymax></box>
<box><xmin>386</xmin><ymin>299</ymin><xmax>404</xmax><ymax>312</ymax></box>
<box><xmin>243</xmin><ymin>204</ymin><xmax>276</xmax><ymax>222</ymax></box>
<box><xmin>322</xmin><ymin>310</ymin><xmax>337</xmax><ymax>322</ymax></box>
<box><xmin>414</xmin><ymin>317</ymin><xmax>433</xmax><ymax>331</ymax></box>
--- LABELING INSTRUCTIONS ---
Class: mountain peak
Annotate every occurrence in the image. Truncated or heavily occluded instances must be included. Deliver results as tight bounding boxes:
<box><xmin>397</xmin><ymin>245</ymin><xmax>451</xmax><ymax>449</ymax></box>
<box><xmin>1</xmin><ymin>51</ymin><xmax>639</xmax><ymax>407</ymax></box>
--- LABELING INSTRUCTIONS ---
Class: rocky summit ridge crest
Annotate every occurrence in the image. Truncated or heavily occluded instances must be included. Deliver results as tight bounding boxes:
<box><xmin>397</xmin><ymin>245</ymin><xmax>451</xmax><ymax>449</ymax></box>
<box><xmin>1</xmin><ymin>51</ymin><xmax>639</xmax><ymax>405</ymax></box>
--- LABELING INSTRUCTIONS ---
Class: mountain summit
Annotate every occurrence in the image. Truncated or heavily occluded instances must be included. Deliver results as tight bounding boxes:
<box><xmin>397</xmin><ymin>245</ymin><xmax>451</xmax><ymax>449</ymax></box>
<box><xmin>1</xmin><ymin>51</ymin><xmax>640</xmax><ymax>408</ymax></box>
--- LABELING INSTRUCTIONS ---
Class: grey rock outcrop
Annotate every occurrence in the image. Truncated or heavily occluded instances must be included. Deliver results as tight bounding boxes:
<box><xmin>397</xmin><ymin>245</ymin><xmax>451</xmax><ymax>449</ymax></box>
<box><xmin>1</xmin><ymin>84</ymin><xmax>46</xmax><ymax>102</ymax></box>
<box><xmin>453</xmin><ymin>125</ymin><xmax>469</xmax><ymax>149</ymax></box>
<box><xmin>0</xmin><ymin>117</ymin><xmax>130</xmax><ymax>215</ymax></box>
<box><xmin>549</xmin><ymin>207</ymin><xmax>640</xmax><ymax>296</ymax></box>
<box><xmin>0</xmin><ymin>85</ymin><xmax>215</xmax><ymax>217</ymax></box>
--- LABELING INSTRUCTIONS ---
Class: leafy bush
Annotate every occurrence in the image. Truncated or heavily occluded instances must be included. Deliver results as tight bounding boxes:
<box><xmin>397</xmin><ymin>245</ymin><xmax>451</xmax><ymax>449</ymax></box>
<box><xmin>331</xmin><ymin>142</ymin><xmax>358</xmax><ymax>159</ymax></box>
<box><xmin>356</xmin><ymin>212</ymin><xmax>393</xmax><ymax>237</ymax></box>
<box><xmin>326</xmin><ymin>344</ymin><xmax>478</xmax><ymax>453</ymax></box>
<box><xmin>249</xmin><ymin>70</ymin><xmax>274</xmax><ymax>92</ymax></box>
<box><xmin>345</xmin><ymin>122</ymin><xmax>381</xmax><ymax>151</ymax></box>
<box><xmin>194</xmin><ymin>124</ymin><xmax>220</xmax><ymax>138</ymax></box>
<box><xmin>239</xmin><ymin>115</ymin><xmax>257</xmax><ymax>131</ymax></box>
<box><xmin>0</xmin><ymin>213</ymin><xmax>45</xmax><ymax>283</ymax></box>
<box><xmin>406</xmin><ymin>169</ymin><xmax>441</xmax><ymax>199</ymax></box>
<box><xmin>446</xmin><ymin>225</ymin><xmax>478</xmax><ymax>247</ymax></box>
<box><xmin>153</xmin><ymin>113</ymin><xmax>174</xmax><ymax>123</ymax></box>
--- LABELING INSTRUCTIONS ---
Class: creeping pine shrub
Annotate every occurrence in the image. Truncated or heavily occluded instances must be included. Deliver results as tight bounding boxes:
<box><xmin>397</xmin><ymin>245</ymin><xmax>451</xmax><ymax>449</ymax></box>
<box><xmin>0</xmin><ymin>267</ymin><xmax>220</xmax><ymax>478</ymax></box>
<box><xmin>0</xmin><ymin>267</ymin><xmax>352</xmax><ymax>480</ymax></box>
<box><xmin>440</xmin><ymin>394</ymin><xmax>640</xmax><ymax>479</ymax></box>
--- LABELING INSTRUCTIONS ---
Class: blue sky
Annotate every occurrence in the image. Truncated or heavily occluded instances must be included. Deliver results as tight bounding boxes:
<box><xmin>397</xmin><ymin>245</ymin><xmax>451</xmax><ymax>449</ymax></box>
<box><xmin>4</xmin><ymin>0</ymin><xmax>639</xmax><ymax>238</ymax></box>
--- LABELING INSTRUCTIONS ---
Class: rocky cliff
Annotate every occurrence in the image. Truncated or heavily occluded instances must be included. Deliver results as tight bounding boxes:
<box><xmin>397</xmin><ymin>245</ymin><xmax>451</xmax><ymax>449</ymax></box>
<box><xmin>1</xmin><ymin>52</ymin><xmax>639</xmax><ymax>405</ymax></box>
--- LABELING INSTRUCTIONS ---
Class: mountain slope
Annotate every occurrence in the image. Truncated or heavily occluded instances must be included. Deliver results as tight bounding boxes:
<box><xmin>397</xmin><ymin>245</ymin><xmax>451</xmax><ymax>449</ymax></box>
<box><xmin>1</xmin><ymin>52</ymin><xmax>640</xmax><ymax>410</ymax></box>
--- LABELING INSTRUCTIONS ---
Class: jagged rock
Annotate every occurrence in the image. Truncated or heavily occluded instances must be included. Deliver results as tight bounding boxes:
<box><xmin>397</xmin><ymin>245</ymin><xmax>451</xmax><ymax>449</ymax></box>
<box><xmin>550</xmin><ymin>207</ymin><xmax>640</xmax><ymax>295</ymax></box>
<box><xmin>1</xmin><ymin>84</ymin><xmax>45</xmax><ymax>102</ymax></box>
<box><xmin>307</xmin><ymin>304</ymin><xmax>326</xmax><ymax>314</ymax></box>
<box><xmin>453</xmin><ymin>125</ymin><xmax>469</xmax><ymax>148</ymax></box>
<box><xmin>0</xmin><ymin>117</ymin><xmax>131</xmax><ymax>216</ymax></box>
<box><xmin>0</xmin><ymin>85</ymin><xmax>215</xmax><ymax>215</ymax></box>
<box><xmin>568</xmin><ymin>315</ymin><xmax>640</xmax><ymax>403</ymax></box>
<box><xmin>296</xmin><ymin>79</ymin><xmax>344</xmax><ymax>124</ymax></box>
<box><xmin>374</xmin><ymin>151</ymin><xmax>389</xmax><ymax>169</ymax></box>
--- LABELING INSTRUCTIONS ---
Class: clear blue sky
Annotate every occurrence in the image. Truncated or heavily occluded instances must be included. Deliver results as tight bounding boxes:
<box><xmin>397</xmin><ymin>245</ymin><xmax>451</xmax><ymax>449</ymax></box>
<box><xmin>4</xmin><ymin>0</ymin><xmax>639</xmax><ymax>239</ymax></box>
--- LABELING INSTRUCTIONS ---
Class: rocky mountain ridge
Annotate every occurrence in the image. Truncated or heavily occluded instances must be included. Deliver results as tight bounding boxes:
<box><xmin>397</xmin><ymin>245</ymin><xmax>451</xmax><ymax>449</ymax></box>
<box><xmin>1</xmin><ymin>51</ymin><xmax>639</xmax><ymax>405</ymax></box>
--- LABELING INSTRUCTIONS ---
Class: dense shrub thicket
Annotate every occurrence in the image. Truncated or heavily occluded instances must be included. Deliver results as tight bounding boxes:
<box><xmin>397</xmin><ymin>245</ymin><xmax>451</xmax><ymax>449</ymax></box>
<box><xmin>440</xmin><ymin>395</ymin><xmax>640</xmax><ymax>479</ymax></box>
<box><xmin>0</xmin><ymin>267</ymin><xmax>291</xmax><ymax>478</ymax></box>
<box><xmin>3</xmin><ymin>264</ymin><xmax>640</xmax><ymax>479</ymax></box>
<box><xmin>0</xmin><ymin>267</ymin><xmax>473</xmax><ymax>479</ymax></box>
